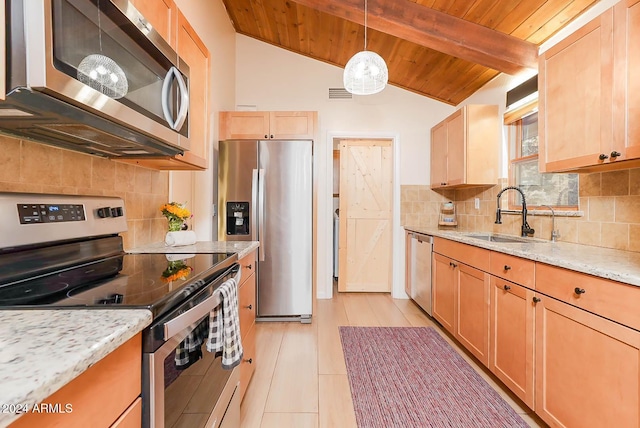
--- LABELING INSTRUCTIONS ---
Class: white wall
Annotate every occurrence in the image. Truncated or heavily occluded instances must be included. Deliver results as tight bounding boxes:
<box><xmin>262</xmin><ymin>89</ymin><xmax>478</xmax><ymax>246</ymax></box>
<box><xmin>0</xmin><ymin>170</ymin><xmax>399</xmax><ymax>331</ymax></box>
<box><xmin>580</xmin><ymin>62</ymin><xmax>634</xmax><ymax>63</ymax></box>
<box><xmin>170</xmin><ymin>0</ymin><xmax>237</xmax><ymax>240</ymax></box>
<box><xmin>234</xmin><ymin>35</ymin><xmax>454</xmax><ymax>299</ymax></box>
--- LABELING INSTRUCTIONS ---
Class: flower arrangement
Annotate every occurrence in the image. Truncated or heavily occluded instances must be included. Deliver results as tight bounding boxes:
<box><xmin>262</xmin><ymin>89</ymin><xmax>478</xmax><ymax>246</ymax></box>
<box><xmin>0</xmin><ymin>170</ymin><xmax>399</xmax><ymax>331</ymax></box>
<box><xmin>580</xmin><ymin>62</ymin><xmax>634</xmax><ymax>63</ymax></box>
<box><xmin>160</xmin><ymin>202</ymin><xmax>192</xmax><ymax>231</ymax></box>
<box><xmin>161</xmin><ymin>260</ymin><xmax>193</xmax><ymax>282</ymax></box>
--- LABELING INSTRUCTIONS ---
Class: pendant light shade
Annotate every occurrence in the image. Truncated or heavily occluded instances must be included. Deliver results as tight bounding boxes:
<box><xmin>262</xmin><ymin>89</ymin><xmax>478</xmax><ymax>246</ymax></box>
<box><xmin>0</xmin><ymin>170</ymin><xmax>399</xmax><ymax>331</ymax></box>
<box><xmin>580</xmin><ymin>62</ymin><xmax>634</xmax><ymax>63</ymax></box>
<box><xmin>343</xmin><ymin>50</ymin><xmax>388</xmax><ymax>95</ymax></box>
<box><xmin>343</xmin><ymin>0</ymin><xmax>388</xmax><ymax>95</ymax></box>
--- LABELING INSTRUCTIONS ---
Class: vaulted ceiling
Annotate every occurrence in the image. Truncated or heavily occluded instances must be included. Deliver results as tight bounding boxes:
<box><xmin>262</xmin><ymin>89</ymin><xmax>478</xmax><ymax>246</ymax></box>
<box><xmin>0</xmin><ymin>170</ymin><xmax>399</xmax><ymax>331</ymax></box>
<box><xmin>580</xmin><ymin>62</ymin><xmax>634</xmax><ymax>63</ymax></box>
<box><xmin>221</xmin><ymin>0</ymin><xmax>599</xmax><ymax>105</ymax></box>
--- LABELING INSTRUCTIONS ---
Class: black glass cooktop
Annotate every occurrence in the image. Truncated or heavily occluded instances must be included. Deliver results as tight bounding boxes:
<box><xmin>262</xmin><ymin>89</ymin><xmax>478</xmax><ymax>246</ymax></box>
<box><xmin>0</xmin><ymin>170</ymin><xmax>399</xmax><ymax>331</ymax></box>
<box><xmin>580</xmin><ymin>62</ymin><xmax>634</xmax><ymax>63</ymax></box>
<box><xmin>0</xmin><ymin>252</ymin><xmax>237</xmax><ymax>317</ymax></box>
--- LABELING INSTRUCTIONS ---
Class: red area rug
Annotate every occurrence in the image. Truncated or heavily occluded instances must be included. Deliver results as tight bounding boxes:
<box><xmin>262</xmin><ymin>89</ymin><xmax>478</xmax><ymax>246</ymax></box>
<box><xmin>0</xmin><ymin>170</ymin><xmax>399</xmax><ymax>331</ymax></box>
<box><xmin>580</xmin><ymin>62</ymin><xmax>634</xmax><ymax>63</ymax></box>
<box><xmin>339</xmin><ymin>326</ymin><xmax>529</xmax><ymax>428</ymax></box>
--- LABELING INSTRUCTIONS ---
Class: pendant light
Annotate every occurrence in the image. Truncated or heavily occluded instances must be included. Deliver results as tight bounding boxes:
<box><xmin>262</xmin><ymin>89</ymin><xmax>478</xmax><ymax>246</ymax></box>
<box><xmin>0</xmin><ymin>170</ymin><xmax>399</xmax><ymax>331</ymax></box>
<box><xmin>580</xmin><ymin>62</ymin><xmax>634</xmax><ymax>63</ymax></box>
<box><xmin>343</xmin><ymin>0</ymin><xmax>388</xmax><ymax>95</ymax></box>
<box><xmin>77</xmin><ymin>0</ymin><xmax>128</xmax><ymax>99</ymax></box>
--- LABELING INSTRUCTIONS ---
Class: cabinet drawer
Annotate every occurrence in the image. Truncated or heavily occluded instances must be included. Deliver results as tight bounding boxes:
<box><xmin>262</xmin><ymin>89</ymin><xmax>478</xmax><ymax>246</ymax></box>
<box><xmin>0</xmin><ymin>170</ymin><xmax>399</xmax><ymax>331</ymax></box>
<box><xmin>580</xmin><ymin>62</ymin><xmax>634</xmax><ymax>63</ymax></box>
<box><xmin>434</xmin><ymin>237</ymin><xmax>490</xmax><ymax>271</ymax></box>
<box><xmin>536</xmin><ymin>263</ymin><xmax>640</xmax><ymax>331</ymax></box>
<box><xmin>490</xmin><ymin>252</ymin><xmax>535</xmax><ymax>288</ymax></box>
<box><xmin>239</xmin><ymin>273</ymin><xmax>256</xmax><ymax>337</ymax></box>
<box><xmin>111</xmin><ymin>397</ymin><xmax>142</xmax><ymax>428</ymax></box>
<box><xmin>239</xmin><ymin>324</ymin><xmax>256</xmax><ymax>401</ymax></box>
<box><xmin>10</xmin><ymin>334</ymin><xmax>141</xmax><ymax>428</ymax></box>
<box><xmin>238</xmin><ymin>251</ymin><xmax>256</xmax><ymax>286</ymax></box>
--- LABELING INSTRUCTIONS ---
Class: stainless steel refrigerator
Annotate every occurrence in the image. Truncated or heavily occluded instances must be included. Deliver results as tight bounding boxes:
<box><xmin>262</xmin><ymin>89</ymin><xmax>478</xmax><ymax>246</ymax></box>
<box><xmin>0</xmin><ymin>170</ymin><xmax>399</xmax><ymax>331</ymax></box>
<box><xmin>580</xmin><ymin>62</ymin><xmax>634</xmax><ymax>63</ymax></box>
<box><xmin>218</xmin><ymin>140</ymin><xmax>313</xmax><ymax>322</ymax></box>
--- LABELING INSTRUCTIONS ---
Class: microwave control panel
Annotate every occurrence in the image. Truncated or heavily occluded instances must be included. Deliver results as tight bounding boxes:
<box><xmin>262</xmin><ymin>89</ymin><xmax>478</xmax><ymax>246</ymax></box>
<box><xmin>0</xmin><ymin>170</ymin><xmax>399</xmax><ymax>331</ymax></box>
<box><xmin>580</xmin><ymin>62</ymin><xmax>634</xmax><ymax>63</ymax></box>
<box><xmin>17</xmin><ymin>203</ymin><xmax>86</xmax><ymax>224</ymax></box>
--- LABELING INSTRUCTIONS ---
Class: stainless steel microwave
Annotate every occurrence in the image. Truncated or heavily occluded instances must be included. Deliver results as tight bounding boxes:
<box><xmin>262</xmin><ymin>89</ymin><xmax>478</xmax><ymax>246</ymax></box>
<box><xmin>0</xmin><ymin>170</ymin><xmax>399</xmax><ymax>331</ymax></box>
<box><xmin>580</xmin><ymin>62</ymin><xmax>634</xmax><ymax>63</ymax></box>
<box><xmin>1</xmin><ymin>0</ymin><xmax>191</xmax><ymax>158</ymax></box>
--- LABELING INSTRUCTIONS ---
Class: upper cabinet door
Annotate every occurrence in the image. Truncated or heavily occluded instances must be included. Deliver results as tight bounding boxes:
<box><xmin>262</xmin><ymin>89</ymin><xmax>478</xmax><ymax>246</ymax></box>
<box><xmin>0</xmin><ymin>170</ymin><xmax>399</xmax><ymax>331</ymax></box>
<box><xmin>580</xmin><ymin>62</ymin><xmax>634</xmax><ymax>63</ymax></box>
<box><xmin>269</xmin><ymin>111</ymin><xmax>316</xmax><ymax>140</ymax></box>
<box><xmin>539</xmin><ymin>10</ymin><xmax>614</xmax><ymax>172</ymax></box>
<box><xmin>430</xmin><ymin>121</ymin><xmax>448</xmax><ymax>187</ymax></box>
<box><xmin>130</xmin><ymin>0</ymin><xmax>177</xmax><ymax>49</ymax></box>
<box><xmin>445</xmin><ymin>109</ymin><xmax>465</xmax><ymax>186</ymax></box>
<box><xmin>613</xmin><ymin>0</ymin><xmax>640</xmax><ymax>160</ymax></box>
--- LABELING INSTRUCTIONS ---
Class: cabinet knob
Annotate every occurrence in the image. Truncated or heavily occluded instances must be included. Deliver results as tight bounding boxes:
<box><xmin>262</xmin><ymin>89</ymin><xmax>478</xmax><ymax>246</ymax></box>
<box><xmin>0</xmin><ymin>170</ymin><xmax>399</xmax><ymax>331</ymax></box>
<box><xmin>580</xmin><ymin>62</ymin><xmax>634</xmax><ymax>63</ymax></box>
<box><xmin>503</xmin><ymin>285</ymin><xmax>511</xmax><ymax>291</ymax></box>
<box><xmin>244</xmin><ymin>304</ymin><xmax>253</xmax><ymax>310</ymax></box>
<box><xmin>264</xmin><ymin>134</ymin><xmax>268</xmax><ymax>138</ymax></box>
<box><xmin>449</xmin><ymin>261</ymin><xmax>457</xmax><ymax>268</ymax></box>
<box><xmin>244</xmin><ymin>358</ymin><xmax>253</xmax><ymax>364</ymax></box>
<box><xmin>441</xmin><ymin>182</ymin><xmax>447</xmax><ymax>186</ymax></box>
<box><xmin>533</xmin><ymin>297</ymin><xmax>541</xmax><ymax>303</ymax></box>
<box><xmin>574</xmin><ymin>287</ymin><xmax>586</xmax><ymax>295</ymax></box>
<box><xmin>599</xmin><ymin>153</ymin><xmax>609</xmax><ymax>160</ymax></box>
<box><xmin>244</xmin><ymin>263</ymin><xmax>252</xmax><ymax>270</ymax></box>
<box><xmin>270</xmin><ymin>134</ymin><xmax>274</xmax><ymax>139</ymax></box>
<box><xmin>610</xmin><ymin>151</ymin><xmax>621</xmax><ymax>158</ymax></box>
<box><xmin>504</xmin><ymin>265</ymin><xmax>511</xmax><ymax>271</ymax></box>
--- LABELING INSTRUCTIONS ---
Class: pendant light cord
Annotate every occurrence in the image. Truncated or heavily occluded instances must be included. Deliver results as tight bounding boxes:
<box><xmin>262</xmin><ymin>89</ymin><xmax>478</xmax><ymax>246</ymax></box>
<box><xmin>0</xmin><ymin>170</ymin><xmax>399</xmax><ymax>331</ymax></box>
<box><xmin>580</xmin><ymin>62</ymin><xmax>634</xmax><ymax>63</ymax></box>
<box><xmin>364</xmin><ymin>0</ymin><xmax>367</xmax><ymax>51</ymax></box>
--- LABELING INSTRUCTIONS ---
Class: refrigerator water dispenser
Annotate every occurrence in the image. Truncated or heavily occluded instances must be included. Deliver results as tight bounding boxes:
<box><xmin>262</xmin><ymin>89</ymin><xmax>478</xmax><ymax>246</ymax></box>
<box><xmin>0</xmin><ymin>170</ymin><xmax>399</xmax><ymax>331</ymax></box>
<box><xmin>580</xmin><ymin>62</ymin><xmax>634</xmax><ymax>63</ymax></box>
<box><xmin>226</xmin><ymin>202</ymin><xmax>249</xmax><ymax>235</ymax></box>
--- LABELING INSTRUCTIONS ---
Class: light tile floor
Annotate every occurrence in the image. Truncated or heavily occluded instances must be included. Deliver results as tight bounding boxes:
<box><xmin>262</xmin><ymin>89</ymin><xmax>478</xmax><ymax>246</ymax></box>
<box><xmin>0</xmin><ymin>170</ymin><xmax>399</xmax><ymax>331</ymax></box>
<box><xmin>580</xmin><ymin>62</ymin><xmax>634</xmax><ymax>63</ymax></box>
<box><xmin>240</xmin><ymin>289</ymin><xmax>547</xmax><ymax>428</ymax></box>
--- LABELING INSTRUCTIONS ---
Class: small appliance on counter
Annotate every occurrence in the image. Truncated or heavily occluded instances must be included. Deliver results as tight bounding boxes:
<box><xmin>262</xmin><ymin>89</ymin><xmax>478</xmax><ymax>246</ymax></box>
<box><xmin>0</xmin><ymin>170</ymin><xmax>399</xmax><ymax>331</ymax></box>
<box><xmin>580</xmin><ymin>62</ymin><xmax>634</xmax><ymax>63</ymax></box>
<box><xmin>438</xmin><ymin>201</ymin><xmax>457</xmax><ymax>226</ymax></box>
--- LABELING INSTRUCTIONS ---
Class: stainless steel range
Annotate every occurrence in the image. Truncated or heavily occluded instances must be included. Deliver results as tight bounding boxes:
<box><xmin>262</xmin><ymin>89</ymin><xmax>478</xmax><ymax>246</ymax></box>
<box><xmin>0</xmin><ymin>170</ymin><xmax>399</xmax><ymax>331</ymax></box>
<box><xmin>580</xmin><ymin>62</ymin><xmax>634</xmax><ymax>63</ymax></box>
<box><xmin>0</xmin><ymin>193</ymin><xmax>241</xmax><ymax>428</ymax></box>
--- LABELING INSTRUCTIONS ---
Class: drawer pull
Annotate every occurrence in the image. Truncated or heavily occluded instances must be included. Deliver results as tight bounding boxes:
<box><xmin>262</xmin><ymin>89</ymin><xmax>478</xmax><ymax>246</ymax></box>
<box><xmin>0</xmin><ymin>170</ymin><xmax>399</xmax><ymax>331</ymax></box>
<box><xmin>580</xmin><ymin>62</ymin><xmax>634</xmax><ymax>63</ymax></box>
<box><xmin>503</xmin><ymin>285</ymin><xmax>511</xmax><ymax>291</ymax></box>
<box><xmin>449</xmin><ymin>262</ymin><xmax>457</xmax><ymax>268</ymax></box>
<box><xmin>504</xmin><ymin>265</ymin><xmax>511</xmax><ymax>271</ymax></box>
<box><xmin>244</xmin><ymin>358</ymin><xmax>253</xmax><ymax>364</ymax></box>
<box><xmin>574</xmin><ymin>288</ymin><xmax>586</xmax><ymax>295</ymax></box>
<box><xmin>533</xmin><ymin>297</ymin><xmax>541</xmax><ymax>303</ymax></box>
<box><xmin>244</xmin><ymin>264</ymin><xmax>253</xmax><ymax>270</ymax></box>
<box><xmin>244</xmin><ymin>304</ymin><xmax>253</xmax><ymax>310</ymax></box>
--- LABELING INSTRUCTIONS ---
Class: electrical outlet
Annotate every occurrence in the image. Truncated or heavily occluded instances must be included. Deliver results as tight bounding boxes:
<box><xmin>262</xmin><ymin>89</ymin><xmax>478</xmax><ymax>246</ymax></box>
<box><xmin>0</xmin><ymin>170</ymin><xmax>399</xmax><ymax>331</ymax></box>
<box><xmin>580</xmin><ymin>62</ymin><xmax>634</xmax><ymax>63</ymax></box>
<box><xmin>474</xmin><ymin>198</ymin><xmax>480</xmax><ymax>210</ymax></box>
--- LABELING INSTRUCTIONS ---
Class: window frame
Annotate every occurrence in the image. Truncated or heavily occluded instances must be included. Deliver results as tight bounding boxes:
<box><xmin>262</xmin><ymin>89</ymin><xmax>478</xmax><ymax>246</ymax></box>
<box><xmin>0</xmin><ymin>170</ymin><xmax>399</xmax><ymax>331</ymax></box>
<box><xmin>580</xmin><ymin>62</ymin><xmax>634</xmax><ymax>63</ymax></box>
<box><xmin>505</xmin><ymin>101</ymin><xmax>579</xmax><ymax>211</ymax></box>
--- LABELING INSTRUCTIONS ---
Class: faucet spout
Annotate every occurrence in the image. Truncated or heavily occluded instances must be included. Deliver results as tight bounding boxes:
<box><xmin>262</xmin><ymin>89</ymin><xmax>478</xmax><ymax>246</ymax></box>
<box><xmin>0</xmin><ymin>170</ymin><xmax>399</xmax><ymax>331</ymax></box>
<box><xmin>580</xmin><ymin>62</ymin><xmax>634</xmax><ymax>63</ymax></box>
<box><xmin>541</xmin><ymin>204</ymin><xmax>559</xmax><ymax>242</ymax></box>
<box><xmin>495</xmin><ymin>186</ymin><xmax>535</xmax><ymax>237</ymax></box>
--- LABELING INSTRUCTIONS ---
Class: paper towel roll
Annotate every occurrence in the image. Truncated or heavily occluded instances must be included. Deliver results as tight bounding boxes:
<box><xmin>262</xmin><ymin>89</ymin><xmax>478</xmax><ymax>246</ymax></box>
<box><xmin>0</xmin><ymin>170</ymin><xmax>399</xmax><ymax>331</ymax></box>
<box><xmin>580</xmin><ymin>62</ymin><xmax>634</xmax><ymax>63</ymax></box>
<box><xmin>165</xmin><ymin>230</ymin><xmax>197</xmax><ymax>247</ymax></box>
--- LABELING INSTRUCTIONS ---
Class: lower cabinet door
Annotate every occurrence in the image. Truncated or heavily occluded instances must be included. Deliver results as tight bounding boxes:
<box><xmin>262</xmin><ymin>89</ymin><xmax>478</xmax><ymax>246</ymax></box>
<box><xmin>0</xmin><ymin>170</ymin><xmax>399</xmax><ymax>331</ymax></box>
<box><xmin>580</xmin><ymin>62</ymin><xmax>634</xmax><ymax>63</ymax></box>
<box><xmin>535</xmin><ymin>295</ymin><xmax>640</xmax><ymax>427</ymax></box>
<box><xmin>455</xmin><ymin>263</ymin><xmax>490</xmax><ymax>366</ymax></box>
<box><xmin>489</xmin><ymin>277</ymin><xmax>535</xmax><ymax>410</ymax></box>
<box><xmin>432</xmin><ymin>253</ymin><xmax>457</xmax><ymax>333</ymax></box>
<box><xmin>239</xmin><ymin>324</ymin><xmax>256</xmax><ymax>401</ymax></box>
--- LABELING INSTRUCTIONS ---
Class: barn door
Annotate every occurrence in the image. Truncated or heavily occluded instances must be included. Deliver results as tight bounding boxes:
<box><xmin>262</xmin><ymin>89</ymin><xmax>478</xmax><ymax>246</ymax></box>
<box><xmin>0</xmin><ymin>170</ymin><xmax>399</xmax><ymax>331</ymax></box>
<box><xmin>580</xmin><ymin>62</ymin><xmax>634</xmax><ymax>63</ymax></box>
<box><xmin>338</xmin><ymin>139</ymin><xmax>393</xmax><ymax>292</ymax></box>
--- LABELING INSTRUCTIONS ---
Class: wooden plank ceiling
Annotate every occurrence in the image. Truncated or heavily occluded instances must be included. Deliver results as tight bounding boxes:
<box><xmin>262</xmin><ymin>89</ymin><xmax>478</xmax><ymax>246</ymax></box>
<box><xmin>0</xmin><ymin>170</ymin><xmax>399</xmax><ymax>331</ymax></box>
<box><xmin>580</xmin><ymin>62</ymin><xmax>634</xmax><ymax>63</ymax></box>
<box><xmin>221</xmin><ymin>0</ymin><xmax>598</xmax><ymax>105</ymax></box>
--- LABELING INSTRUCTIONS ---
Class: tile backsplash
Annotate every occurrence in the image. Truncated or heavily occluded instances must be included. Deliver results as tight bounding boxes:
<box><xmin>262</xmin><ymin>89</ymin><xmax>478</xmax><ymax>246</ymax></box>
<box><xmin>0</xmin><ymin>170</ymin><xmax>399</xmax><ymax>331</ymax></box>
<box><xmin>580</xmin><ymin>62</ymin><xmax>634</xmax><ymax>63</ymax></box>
<box><xmin>402</xmin><ymin>168</ymin><xmax>640</xmax><ymax>253</ymax></box>
<box><xmin>0</xmin><ymin>135</ymin><xmax>170</xmax><ymax>249</ymax></box>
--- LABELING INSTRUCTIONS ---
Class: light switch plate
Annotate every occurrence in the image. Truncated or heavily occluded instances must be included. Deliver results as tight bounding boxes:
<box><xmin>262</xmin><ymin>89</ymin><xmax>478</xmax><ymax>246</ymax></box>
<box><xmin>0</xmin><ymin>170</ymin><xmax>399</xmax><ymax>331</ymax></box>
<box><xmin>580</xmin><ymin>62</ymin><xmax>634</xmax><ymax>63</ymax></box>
<box><xmin>474</xmin><ymin>198</ymin><xmax>480</xmax><ymax>210</ymax></box>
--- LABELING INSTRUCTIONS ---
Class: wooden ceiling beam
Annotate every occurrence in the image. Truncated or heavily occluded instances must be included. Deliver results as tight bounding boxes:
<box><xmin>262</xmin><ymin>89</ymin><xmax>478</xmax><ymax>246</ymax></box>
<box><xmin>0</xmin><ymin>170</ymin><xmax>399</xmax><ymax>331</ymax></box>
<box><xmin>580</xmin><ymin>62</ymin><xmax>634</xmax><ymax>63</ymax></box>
<box><xmin>289</xmin><ymin>0</ymin><xmax>538</xmax><ymax>74</ymax></box>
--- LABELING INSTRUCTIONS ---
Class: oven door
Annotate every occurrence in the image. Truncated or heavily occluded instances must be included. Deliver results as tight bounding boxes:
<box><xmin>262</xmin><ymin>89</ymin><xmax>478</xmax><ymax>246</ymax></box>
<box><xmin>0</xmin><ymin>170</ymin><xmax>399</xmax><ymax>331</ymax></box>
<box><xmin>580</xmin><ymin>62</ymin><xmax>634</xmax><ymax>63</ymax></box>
<box><xmin>143</xmin><ymin>264</ymin><xmax>241</xmax><ymax>428</ymax></box>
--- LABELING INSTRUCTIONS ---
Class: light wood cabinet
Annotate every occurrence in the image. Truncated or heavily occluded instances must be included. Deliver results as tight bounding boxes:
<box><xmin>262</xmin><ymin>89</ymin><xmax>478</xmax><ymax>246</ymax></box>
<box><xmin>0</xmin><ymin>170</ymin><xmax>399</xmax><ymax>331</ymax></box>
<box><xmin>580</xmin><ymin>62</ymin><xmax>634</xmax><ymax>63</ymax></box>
<box><xmin>534</xmin><ymin>294</ymin><xmax>640</xmax><ymax>428</ymax></box>
<box><xmin>489</xmin><ymin>277</ymin><xmax>535</xmax><ymax>409</ymax></box>
<box><xmin>455</xmin><ymin>263</ymin><xmax>490</xmax><ymax>366</ymax></box>
<box><xmin>540</xmin><ymin>0</ymin><xmax>640</xmax><ymax>172</ymax></box>
<box><xmin>118</xmin><ymin>6</ymin><xmax>210</xmax><ymax>171</ymax></box>
<box><xmin>10</xmin><ymin>334</ymin><xmax>142</xmax><ymax>428</ymax></box>
<box><xmin>130</xmin><ymin>0</ymin><xmax>176</xmax><ymax>48</ymax></box>
<box><xmin>432</xmin><ymin>252</ymin><xmax>457</xmax><ymax>334</ymax></box>
<box><xmin>219</xmin><ymin>111</ymin><xmax>317</xmax><ymax>141</ymax></box>
<box><xmin>237</xmin><ymin>251</ymin><xmax>257</xmax><ymax>401</ymax></box>
<box><xmin>430</xmin><ymin>105</ymin><xmax>499</xmax><ymax>188</ymax></box>
<box><xmin>490</xmin><ymin>252</ymin><xmax>535</xmax><ymax>289</ymax></box>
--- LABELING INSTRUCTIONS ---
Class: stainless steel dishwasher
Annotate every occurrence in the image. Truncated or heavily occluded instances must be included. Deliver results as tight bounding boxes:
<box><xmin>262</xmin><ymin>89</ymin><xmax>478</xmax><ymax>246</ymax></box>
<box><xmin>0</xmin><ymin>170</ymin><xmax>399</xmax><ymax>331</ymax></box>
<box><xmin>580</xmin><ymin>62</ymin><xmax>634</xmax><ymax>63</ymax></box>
<box><xmin>406</xmin><ymin>232</ymin><xmax>433</xmax><ymax>315</ymax></box>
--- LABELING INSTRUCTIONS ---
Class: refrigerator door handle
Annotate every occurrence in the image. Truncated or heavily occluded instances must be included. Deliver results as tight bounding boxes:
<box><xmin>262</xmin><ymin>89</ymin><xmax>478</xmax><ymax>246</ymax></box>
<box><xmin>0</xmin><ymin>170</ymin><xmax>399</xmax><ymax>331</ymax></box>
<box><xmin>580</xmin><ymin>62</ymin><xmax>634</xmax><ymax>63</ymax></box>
<box><xmin>258</xmin><ymin>168</ymin><xmax>266</xmax><ymax>262</ymax></box>
<box><xmin>251</xmin><ymin>169</ymin><xmax>258</xmax><ymax>242</ymax></box>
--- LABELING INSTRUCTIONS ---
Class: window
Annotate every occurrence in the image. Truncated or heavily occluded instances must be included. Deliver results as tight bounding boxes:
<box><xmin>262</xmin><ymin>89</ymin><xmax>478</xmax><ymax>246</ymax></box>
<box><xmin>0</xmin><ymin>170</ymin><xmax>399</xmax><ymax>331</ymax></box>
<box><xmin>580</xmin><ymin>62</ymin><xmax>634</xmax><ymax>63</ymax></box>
<box><xmin>506</xmin><ymin>106</ymin><xmax>579</xmax><ymax>209</ymax></box>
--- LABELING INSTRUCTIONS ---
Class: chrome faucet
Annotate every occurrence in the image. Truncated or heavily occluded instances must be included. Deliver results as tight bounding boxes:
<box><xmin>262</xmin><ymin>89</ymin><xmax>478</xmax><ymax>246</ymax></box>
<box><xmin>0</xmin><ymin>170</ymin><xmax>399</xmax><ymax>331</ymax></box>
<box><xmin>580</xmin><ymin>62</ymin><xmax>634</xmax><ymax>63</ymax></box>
<box><xmin>541</xmin><ymin>204</ymin><xmax>560</xmax><ymax>242</ymax></box>
<box><xmin>495</xmin><ymin>186</ymin><xmax>535</xmax><ymax>237</ymax></box>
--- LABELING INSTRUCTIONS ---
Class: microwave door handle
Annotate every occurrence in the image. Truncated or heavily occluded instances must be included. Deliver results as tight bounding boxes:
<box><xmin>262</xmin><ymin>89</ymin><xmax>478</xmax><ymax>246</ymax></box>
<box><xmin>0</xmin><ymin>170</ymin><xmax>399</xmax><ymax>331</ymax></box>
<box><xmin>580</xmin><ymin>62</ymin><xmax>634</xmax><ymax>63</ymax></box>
<box><xmin>173</xmin><ymin>69</ymin><xmax>189</xmax><ymax>131</ymax></box>
<box><xmin>161</xmin><ymin>67</ymin><xmax>176</xmax><ymax>129</ymax></box>
<box><xmin>258</xmin><ymin>168</ymin><xmax>266</xmax><ymax>262</ymax></box>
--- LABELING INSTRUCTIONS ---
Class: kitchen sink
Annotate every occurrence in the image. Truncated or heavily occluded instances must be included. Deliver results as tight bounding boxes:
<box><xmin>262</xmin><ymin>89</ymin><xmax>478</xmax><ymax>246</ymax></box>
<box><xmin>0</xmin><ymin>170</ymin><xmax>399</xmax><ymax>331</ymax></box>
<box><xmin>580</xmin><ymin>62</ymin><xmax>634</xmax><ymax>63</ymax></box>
<box><xmin>462</xmin><ymin>233</ymin><xmax>533</xmax><ymax>243</ymax></box>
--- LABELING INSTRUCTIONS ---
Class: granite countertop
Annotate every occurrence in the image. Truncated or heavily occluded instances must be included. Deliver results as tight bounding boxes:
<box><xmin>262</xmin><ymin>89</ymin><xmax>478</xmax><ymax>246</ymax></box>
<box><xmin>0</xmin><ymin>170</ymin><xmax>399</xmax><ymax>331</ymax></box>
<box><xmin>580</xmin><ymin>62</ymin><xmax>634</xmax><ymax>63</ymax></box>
<box><xmin>405</xmin><ymin>226</ymin><xmax>640</xmax><ymax>287</ymax></box>
<box><xmin>128</xmin><ymin>240</ymin><xmax>259</xmax><ymax>260</ymax></box>
<box><xmin>0</xmin><ymin>309</ymin><xmax>151</xmax><ymax>427</ymax></box>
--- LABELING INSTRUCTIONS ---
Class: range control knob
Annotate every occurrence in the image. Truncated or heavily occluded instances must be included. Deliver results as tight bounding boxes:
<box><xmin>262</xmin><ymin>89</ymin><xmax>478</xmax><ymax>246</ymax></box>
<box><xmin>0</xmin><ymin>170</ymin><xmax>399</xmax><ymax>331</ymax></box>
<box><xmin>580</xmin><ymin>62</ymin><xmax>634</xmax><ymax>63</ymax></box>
<box><xmin>97</xmin><ymin>207</ymin><xmax>112</xmax><ymax>218</ymax></box>
<box><xmin>110</xmin><ymin>207</ymin><xmax>124</xmax><ymax>217</ymax></box>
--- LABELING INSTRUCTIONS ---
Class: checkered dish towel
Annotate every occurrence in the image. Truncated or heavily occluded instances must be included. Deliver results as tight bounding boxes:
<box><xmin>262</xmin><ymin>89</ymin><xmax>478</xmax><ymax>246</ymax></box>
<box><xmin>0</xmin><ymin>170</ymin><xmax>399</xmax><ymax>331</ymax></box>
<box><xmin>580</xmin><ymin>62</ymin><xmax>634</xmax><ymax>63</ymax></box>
<box><xmin>207</xmin><ymin>270</ymin><xmax>244</xmax><ymax>369</ymax></box>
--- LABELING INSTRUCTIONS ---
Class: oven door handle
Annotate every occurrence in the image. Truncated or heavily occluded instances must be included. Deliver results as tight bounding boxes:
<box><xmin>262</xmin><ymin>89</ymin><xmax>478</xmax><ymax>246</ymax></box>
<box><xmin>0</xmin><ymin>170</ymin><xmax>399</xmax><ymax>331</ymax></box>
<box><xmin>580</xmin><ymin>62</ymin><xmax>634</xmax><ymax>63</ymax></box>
<box><xmin>162</xmin><ymin>264</ymin><xmax>239</xmax><ymax>340</ymax></box>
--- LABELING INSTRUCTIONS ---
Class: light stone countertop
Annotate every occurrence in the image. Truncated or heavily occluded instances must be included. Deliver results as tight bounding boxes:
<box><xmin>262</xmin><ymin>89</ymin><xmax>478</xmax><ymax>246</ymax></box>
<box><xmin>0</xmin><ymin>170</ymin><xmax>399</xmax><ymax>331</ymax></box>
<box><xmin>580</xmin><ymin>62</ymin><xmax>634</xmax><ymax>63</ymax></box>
<box><xmin>128</xmin><ymin>240</ymin><xmax>259</xmax><ymax>260</ymax></box>
<box><xmin>0</xmin><ymin>309</ymin><xmax>152</xmax><ymax>427</ymax></box>
<box><xmin>405</xmin><ymin>226</ymin><xmax>640</xmax><ymax>287</ymax></box>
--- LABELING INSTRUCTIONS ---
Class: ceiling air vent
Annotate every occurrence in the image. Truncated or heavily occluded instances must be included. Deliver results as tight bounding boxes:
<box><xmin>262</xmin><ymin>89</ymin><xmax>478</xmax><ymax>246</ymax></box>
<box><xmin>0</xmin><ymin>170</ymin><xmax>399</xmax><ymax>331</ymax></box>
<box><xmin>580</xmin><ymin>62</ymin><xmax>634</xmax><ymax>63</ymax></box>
<box><xmin>328</xmin><ymin>88</ymin><xmax>352</xmax><ymax>100</ymax></box>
